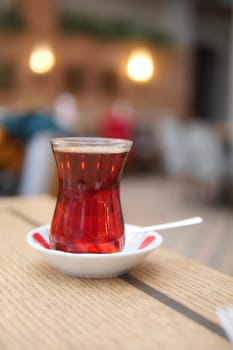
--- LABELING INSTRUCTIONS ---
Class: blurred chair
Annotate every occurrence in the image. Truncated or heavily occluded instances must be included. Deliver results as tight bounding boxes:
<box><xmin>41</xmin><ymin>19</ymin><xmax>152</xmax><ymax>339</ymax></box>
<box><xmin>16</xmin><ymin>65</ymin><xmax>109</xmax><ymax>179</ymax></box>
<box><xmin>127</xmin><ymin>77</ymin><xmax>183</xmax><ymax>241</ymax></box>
<box><xmin>14</xmin><ymin>94</ymin><xmax>80</xmax><ymax>196</ymax></box>
<box><xmin>154</xmin><ymin>116</ymin><xmax>189</xmax><ymax>176</ymax></box>
<box><xmin>185</xmin><ymin>122</ymin><xmax>226</xmax><ymax>183</ymax></box>
<box><xmin>18</xmin><ymin>131</ymin><xmax>56</xmax><ymax>195</ymax></box>
<box><xmin>153</xmin><ymin>116</ymin><xmax>227</xmax><ymax>203</ymax></box>
<box><xmin>53</xmin><ymin>93</ymin><xmax>80</xmax><ymax>132</ymax></box>
<box><xmin>100</xmin><ymin>99</ymin><xmax>136</xmax><ymax>165</ymax></box>
<box><xmin>185</xmin><ymin>122</ymin><xmax>226</xmax><ymax>202</ymax></box>
<box><xmin>100</xmin><ymin>99</ymin><xmax>135</xmax><ymax>141</ymax></box>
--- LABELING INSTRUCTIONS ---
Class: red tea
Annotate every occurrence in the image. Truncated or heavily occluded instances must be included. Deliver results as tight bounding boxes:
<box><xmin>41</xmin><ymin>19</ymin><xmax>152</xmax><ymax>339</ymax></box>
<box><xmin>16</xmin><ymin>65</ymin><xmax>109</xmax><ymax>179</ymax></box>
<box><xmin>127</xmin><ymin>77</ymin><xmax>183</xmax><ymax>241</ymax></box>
<box><xmin>50</xmin><ymin>144</ymin><xmax>130</xmax><ymax>253</ymax></box>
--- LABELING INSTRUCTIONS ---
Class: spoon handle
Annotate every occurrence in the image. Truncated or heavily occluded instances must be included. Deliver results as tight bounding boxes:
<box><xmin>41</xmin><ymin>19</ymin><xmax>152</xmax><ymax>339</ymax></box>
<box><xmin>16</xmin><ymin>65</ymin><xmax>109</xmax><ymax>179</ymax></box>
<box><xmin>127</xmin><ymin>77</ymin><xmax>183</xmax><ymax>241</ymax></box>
<box><xmin>128</xmin><ymin>217</ymin><xmax>203</xmax><ymax>234</ymax></box>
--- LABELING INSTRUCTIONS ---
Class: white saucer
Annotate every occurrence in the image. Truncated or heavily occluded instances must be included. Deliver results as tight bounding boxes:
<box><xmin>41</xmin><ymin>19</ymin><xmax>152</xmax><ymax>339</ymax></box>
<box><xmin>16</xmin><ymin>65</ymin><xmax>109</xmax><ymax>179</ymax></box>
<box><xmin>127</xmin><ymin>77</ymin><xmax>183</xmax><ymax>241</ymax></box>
<box><xmin>27</xmin><ymin>224</ymin><xmax>163</xmax><ymax>278</ymax></box>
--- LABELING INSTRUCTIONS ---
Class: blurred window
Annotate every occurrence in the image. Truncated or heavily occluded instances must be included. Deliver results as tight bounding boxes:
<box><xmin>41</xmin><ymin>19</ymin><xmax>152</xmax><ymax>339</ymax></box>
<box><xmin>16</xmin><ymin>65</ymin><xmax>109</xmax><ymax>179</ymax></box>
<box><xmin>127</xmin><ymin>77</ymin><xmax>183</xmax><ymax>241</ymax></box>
<box><xmin>98</xmin><ymin>69</ymin><xmax>119</xmax><ymax>95</ymax></box>
<box><xmin>0</xmin><ymin>61</ymin><xmax>16</xmax><ymax>90</ymax></box>
<box><xmin>64</xmin><ymin>66</ymin><xmax>86</xmax><ymax>93</ymax></box>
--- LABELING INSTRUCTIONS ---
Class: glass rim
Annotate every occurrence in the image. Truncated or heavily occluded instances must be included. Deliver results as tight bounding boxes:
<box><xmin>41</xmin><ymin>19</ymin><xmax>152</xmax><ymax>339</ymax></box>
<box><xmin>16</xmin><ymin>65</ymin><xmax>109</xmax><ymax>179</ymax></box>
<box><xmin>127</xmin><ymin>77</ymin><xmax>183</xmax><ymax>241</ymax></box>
<box><xmin>50</xmin><ymin>137</ymin><xmax>133</xmax><ymax>152</ymax></box>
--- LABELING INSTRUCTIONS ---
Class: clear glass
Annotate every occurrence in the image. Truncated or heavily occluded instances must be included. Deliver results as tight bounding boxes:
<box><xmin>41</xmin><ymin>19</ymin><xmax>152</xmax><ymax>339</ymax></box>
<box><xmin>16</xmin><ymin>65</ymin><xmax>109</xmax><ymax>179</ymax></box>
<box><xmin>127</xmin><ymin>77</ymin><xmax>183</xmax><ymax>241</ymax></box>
<box><xmin>50</xmin><ymin>137</ymin><xmax>132</xmax><ymax>253</ymax></box>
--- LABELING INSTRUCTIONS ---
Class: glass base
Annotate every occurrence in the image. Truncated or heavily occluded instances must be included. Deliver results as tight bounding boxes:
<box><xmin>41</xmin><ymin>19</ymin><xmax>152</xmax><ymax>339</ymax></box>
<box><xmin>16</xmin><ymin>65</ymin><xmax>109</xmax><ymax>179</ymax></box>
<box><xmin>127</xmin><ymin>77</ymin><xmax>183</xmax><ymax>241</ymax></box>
<box><xmin>49</xmin><ymin>235</ymin><xmax>125</xmax><ymax>254</ymax></box>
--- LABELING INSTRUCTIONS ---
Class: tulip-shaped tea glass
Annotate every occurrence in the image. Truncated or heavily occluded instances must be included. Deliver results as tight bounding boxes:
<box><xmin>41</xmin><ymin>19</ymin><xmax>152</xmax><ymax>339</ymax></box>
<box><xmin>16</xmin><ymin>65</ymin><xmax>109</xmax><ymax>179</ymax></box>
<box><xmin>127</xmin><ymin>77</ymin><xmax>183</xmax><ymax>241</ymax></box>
<box><xmin>50</xmin><ymin>137</ymin><xmax>132</xmax><ymax>254</ymax></box>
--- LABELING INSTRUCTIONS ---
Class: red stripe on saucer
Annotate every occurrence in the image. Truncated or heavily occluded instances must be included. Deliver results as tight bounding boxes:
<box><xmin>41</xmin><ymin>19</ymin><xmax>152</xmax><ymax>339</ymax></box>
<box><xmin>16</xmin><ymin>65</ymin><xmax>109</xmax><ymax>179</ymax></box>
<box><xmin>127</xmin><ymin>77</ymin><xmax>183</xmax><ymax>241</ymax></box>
<box><xmin>138</xmin><ymin>235</ymin><xmax>155</xmax><ymax>250</ymax></box>
<box><xmin>32</xmin><ymin>233</ymin><xmax>50</xmax><ymax>249</ymax></box>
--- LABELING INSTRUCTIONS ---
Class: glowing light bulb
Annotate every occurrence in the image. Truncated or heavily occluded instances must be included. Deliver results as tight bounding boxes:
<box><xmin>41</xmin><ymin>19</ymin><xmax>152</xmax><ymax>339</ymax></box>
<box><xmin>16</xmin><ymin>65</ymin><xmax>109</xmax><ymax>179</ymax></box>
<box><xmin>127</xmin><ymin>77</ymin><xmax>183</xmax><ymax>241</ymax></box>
<box><xmin>29</xmin><ymin>44</ymin><xmax>56</xmax><ymax>74</ymax></box>
<box><xmin>126</xmin><ymin>48</ymin><xmax>154</xmax><ymax>83</ymax></box>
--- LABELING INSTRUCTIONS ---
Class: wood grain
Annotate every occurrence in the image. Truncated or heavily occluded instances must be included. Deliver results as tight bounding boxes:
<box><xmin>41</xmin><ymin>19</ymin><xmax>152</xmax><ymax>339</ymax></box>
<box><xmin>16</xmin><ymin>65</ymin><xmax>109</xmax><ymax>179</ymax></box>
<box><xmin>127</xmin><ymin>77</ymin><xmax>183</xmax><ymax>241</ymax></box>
<box><xmin>1</xmin><ymin>195</ymin><xmax>233</xmax><ymax>349</ymax></box>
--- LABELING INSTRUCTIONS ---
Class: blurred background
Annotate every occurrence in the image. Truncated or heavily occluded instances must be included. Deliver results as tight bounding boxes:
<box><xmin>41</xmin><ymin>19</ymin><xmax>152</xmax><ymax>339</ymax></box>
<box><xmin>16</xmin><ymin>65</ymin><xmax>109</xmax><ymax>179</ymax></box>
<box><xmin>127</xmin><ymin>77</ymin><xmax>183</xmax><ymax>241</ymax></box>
<box><xmin>0</xmin><ymin>0</ymin><xmax>233</xmax><ymax>198</ymax></box>
<box><xmin>0</xmin><ymin>0</ymin><xmax>233</xmax><ymax>272</ymax></box>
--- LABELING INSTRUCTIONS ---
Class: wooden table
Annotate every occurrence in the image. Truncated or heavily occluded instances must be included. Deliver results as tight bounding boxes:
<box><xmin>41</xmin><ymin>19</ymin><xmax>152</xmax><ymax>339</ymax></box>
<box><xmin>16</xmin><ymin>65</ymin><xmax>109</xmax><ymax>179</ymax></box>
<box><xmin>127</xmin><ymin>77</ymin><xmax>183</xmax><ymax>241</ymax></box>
<box><xmin>1</xmin><ymin>195</ymin><xmax>233</xmax><ymax>349</ymax></box>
